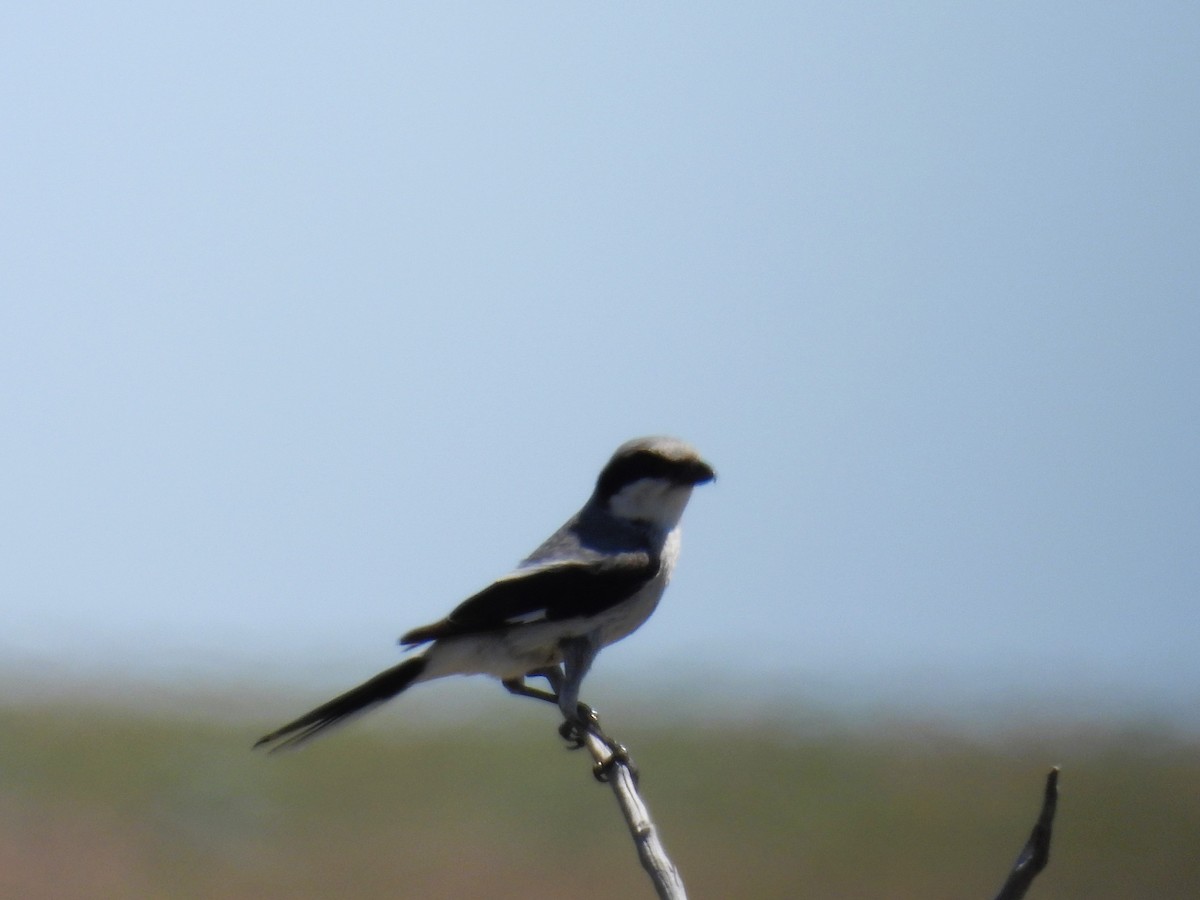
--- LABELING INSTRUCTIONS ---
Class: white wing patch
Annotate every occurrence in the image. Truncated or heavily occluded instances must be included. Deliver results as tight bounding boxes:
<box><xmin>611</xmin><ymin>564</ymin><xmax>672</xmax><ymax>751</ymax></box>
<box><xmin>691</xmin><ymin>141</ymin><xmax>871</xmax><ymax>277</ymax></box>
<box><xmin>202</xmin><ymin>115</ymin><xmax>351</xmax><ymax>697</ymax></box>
<box><xmin>504</xmin><ymin>609</ymin><xmax>549</xmax><ymax>625</ymax></box>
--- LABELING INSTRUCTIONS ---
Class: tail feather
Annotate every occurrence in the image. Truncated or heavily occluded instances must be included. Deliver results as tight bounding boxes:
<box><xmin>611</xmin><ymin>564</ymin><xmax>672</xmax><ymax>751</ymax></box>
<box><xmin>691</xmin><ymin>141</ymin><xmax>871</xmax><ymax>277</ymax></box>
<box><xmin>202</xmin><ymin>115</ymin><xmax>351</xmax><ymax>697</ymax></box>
<box><xmin>254</xmin><ymin>656</ymin><xmax>427</xmax><ymax>751</ymax></box>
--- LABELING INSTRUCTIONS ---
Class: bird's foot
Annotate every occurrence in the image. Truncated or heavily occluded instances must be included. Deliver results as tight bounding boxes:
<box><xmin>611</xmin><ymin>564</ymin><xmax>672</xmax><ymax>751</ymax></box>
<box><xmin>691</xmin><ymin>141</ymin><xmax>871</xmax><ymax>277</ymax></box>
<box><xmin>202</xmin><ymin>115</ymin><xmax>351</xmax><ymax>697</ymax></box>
<box><xmin>557</xmin><ymin>703</ymin><xmax>600</xmax><ymax>749</ymax></box>
<box><xmin>592</xmin><ymin>740</ymin><xmax>638</xmax><ymax>785</ymax></box>
<box><xmin>555</xmin><ymin>706</ymin><xmax>638</xmax><ymax>784</ymax></box>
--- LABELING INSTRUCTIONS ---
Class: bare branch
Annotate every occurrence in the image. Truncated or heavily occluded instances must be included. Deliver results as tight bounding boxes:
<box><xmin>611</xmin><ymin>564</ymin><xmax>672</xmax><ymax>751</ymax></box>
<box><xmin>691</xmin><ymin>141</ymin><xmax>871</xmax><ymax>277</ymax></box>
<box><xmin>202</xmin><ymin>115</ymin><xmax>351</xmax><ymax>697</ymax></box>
<box><xmin>992</xmin><ymin>767</ymin><xmax>1059</xmax><ymax>900</ymax></box>
<box><xmin>580</xmin><ymin>728</ymin><xmax>688</xmax><ymax>900</ymax></box>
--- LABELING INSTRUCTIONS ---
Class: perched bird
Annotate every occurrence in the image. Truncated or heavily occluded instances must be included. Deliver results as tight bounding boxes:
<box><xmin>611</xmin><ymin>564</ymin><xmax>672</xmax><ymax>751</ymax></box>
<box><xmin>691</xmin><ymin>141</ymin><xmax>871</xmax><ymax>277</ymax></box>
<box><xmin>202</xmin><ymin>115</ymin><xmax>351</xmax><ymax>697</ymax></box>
<box><xmin>255</xmin><ymin>435</ymin><xmax>714</xmax><ymax>751</ymax></box>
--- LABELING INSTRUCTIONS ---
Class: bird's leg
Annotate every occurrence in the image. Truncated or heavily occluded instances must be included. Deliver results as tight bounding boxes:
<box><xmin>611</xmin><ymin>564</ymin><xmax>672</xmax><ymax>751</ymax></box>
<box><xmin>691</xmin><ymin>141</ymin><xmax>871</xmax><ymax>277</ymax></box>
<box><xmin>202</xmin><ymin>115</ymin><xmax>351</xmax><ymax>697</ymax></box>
<box><xmin>501</xmin><ymin>673</ymin><xmax>559</xmax><ymax>706</ymax></box>
<box><xmin>529</xmin><ymin>664</ymin><xmax>565</xmax><ymax>696</ymax></box>
<box><xmin>554</xmin><ymin>635</ymin><xmax>599</xmax><ymax>742</ymax></box>
<box><xmin>503</xmin><ymin>665</ymin><xmax>600</xmax><ymax>720</ymax></box>
<box><xmin>532</xmin><ymin>664</ymin><xmax>601</xmax><ymax>729</ymax></box>
<box><xmin>553</xmin><ymin>636</ymin><xmax>636</xmax><ymax>782</ymax></box>
<box><xmin>502</xmin><ymin>666</ymin><xmax>600</xmax><ymax>731</ymax></box>
<box><xmin>504</xmin><ymin>652</ymin><xmax>635</xmax><ymax>780</ymax></box>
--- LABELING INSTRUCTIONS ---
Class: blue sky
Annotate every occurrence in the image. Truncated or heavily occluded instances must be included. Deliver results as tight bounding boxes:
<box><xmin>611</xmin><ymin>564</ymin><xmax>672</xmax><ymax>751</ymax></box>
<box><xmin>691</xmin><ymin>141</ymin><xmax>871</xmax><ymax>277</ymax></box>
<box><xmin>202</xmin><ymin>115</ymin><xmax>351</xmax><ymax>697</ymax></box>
<box><xmin>3</xmin><ymin>3</ymin><xmax>1197</xmax><ymax>726</ymax></box>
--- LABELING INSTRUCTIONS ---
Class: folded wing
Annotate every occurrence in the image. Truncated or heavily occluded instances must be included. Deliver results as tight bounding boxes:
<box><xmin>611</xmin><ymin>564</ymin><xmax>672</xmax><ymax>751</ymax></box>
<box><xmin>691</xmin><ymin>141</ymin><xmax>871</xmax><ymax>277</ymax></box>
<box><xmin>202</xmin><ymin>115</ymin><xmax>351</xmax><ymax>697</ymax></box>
<box><xmin>401</xmin><ymin>551</ymin><xmax>659</xmax><ymax>646</ymax></box>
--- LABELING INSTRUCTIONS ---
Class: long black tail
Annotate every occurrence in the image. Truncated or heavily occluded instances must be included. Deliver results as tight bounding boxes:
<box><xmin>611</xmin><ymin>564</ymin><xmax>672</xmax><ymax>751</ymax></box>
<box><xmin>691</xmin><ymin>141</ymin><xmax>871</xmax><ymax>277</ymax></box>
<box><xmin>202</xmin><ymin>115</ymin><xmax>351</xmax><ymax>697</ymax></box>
<box><xmin>254</xmin><ymin>656</ymin><xmax>427</xmax><ymax>752</ymax></box>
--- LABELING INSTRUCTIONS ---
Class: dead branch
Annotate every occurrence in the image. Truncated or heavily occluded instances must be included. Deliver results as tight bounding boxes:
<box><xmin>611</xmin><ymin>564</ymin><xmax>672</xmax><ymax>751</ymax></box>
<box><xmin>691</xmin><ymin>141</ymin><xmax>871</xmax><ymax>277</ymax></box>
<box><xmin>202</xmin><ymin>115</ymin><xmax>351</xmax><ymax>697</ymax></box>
<box><xmin>578</xmin><ymin>726</ymin><xmax>687</xmax><ymax>900</ymax></box>
<box><xmin>992</xmin><ymin>767</ymin><xmax>1059</xmax><ymax>900</ymax></box>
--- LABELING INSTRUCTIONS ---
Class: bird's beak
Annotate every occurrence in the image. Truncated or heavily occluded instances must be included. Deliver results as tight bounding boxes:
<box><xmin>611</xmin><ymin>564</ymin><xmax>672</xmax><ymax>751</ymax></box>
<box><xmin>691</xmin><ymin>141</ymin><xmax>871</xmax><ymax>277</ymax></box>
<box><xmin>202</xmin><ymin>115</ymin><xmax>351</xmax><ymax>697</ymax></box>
<box><xmin>690</xmin><ymin>459</ymin><xmax>716</xmax><ymax>485</ymax></box>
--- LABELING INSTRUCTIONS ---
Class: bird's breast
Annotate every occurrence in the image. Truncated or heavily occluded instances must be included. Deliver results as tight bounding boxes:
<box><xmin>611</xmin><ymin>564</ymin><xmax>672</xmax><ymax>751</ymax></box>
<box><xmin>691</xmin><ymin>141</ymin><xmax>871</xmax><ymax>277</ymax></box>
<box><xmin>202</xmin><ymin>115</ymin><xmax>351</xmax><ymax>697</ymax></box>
<box><xmin>593</xmin><ymin>526</ymin><xmax>681</xmax><ymax>647</ymax></box>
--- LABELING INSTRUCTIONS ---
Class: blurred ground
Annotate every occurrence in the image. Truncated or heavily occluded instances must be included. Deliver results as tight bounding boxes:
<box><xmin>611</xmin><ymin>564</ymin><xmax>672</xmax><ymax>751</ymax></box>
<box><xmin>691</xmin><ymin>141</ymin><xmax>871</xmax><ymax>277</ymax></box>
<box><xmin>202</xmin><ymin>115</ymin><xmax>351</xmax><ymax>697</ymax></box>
<box><xmin>1</xmin><ymin>692</ymin><xmax>1197</xmax><ymax>899</ymax></box>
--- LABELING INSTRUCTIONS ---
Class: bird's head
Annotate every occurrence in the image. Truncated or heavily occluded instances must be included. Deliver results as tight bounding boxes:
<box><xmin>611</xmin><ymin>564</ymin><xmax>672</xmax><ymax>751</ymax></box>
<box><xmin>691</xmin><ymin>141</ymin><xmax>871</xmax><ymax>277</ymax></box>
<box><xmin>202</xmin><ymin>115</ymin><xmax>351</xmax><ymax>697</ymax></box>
<box><xmin>592</xmin><ymin>436</ymin><xmax>715</xmax><ymax>532</ymax></box>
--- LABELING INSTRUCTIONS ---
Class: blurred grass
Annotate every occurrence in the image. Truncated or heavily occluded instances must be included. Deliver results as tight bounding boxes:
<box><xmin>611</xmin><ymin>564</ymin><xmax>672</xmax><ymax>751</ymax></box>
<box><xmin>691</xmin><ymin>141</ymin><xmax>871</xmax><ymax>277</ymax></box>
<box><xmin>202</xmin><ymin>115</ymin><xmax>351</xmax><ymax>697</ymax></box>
<box><xmin>1</xmin><ymin>697</ymin><xmax>1197</xmax><ymax>898</ymax></box>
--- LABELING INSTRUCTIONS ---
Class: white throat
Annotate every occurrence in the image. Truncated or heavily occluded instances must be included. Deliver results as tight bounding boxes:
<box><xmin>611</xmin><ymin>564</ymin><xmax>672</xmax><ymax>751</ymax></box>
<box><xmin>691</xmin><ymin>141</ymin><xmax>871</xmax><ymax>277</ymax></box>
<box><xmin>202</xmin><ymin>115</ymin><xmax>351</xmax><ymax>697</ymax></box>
<box><xmin>607</xmin><ymin>479</ymin><xmax>694</xmax><ymax>533</ymax></box>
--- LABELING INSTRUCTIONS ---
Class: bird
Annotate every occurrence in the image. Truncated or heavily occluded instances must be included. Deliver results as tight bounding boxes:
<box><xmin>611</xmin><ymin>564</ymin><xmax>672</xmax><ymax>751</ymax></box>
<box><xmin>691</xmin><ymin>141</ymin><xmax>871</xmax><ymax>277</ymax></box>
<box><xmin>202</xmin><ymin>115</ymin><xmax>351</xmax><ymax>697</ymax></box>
<box><xmin>255</xmin><ymin>435</ymin><xmax>715</xmax><ymax>752</ymax></box>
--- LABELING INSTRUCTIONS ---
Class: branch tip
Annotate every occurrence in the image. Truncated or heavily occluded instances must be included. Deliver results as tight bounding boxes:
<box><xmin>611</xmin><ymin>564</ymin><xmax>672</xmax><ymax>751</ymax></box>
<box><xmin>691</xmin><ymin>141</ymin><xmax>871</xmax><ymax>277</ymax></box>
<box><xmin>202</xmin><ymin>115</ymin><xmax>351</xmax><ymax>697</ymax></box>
<box><xmin>991</xmin><ymin>766</ymin><xmax>1060</xmax><ymax>900</ymax></box>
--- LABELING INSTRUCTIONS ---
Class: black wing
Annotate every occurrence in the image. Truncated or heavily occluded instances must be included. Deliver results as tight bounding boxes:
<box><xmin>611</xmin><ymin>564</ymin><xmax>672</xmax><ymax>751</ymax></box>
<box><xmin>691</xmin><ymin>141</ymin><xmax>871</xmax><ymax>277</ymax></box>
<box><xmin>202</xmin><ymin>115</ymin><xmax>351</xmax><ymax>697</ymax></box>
<box><xmin>400</xmin><ymin>551</ymin><xmax>658</xmax><ymax>646</ymax></box>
